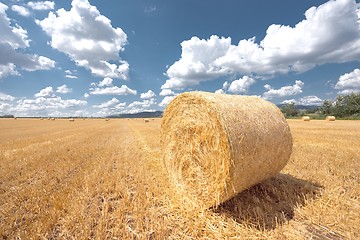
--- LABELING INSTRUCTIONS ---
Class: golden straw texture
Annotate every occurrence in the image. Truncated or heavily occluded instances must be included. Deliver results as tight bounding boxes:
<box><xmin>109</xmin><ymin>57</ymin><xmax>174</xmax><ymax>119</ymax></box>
<box><xmin>161</xmin><ymin>91</ymin><xmax>293</xmax><ymax>208</ymax></box>
<box><xmin>326</xmin><ymin>116</ymin><xmax>336</xmax><ymax>121</ymax></box>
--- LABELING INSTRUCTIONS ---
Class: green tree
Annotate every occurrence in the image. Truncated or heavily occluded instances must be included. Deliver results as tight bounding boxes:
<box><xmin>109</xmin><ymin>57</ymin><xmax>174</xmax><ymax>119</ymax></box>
<box><xmin>281</xmin><ymin>103</ymin><xmax>298</xmax><ymax>117</ymax></box>
<box><xmin>333</xmin><ymin>93</ymin><xmax>360</xmax><ymax>117</ymax></box>
<box><xmin>321</xmin><ymin>100</ymin><xmax>333</xmax><ymax>115</ymax></box>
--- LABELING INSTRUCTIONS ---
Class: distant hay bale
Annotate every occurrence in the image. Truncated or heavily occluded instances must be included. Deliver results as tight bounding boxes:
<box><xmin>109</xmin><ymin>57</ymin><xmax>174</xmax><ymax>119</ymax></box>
<box><xmin>326</xmin><ymin>116</ymin><xmax>336</xmax><ymax>121</ymax></box>
<box><xmin>144</xmin><ymin>119</ymin><xmax>149</xmax><ymax>123</ymax></box>
<box><xmin>69</xmin><ymin>118</ymin><xmax>75</xmax><ymax>122</ymax></box>
<box><xmin>51</xmin><ymin>118</ymin><xmax>55</xmax><ymax>121</ymax></box>
<box><xmin>13</xmin><ymin>117</ymin><xmax>17</xmax><ymax>120</ymax></box>
<box><xmin>302</xmin><ymin>116</ymin><xmax>310</xmax><ymax>121</ymax></box>
<box><xmin>105</xmin><ymin>119</ymin><xmax>110</xmax><ymax>121</ymax></box>
<box><xmin>161</xmin><ymin>91</ymin><xmax>293</xmax><ymax>208</ymax></box>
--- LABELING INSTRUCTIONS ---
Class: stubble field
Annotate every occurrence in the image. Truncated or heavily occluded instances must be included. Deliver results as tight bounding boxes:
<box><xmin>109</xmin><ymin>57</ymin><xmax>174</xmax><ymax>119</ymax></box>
<box><xmin>0</xmin><ymin>118</ymin><xmax>359</xmax><ymax>239</ymax></box>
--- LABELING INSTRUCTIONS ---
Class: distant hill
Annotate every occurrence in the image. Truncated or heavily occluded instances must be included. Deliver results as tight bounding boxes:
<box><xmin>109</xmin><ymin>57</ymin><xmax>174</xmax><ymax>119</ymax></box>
<box><xmin>277</xmin><ymin>104</ymin><xmax>320</xmax><ymax>111</ymax></box>
<box><xmin>107</xmin><ymin>105</ymin><xmax>320</xmax><ymax>119</ymax></box>
<box><xmin>107</xmin><ymin>111</ymin><xmax>163</xmax><ymax>119</ymax></box>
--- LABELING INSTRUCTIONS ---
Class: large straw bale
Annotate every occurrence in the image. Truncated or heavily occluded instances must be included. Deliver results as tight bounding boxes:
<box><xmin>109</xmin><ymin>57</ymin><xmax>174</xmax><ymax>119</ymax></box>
<box><xmin>302</xmin><ymin>116</ymin><xmax>310</xmax><ymax>121</ymax></box>
<box><xmin>161</xmin><ymin>91</ymin><xmax>293</xmax><ymax>208</ymax></box>
<box><xmin>326</xmin><ymin>116</ymin><xmax>336</xmax><ymax>121</ymax></box>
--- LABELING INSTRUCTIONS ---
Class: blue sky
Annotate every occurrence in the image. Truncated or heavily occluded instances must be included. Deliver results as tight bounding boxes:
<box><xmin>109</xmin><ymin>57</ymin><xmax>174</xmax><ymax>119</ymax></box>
<box><xmin>0</xmin><ymin>0</ymin><xmax>359</xmax><ymax>117</ymax></box>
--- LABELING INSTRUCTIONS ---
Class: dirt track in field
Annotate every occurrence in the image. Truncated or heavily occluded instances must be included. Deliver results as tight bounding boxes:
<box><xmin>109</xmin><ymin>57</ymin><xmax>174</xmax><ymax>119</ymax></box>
<box><xmin>0</xmin><ymin>118</ymin><xmax>359</xmax><ymax>239</ymax></box>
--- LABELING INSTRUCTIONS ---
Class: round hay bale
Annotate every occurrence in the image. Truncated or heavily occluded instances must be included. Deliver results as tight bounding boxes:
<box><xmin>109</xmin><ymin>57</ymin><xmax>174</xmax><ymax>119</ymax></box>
<box><xmin>326</xmin><ymin>116</ymin><xmax>336</xmax><ymax>121</ymax></box>
<box><xmin>69</xmin><ymin>118</ymin><xmax>75</xmax><ymax>122</ymax></box>
<box><xmin>161</xmin><ymin>91</ymin><xmax>293</xmax><ymax>208</ymax></box>
<box><xmin>302</xmin><ymin>116</ymin><xmax>310</xmax><ymax>121</ymax></box>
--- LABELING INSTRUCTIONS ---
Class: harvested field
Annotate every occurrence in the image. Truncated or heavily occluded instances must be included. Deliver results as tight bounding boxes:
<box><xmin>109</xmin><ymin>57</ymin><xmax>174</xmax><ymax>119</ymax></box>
<box><xmin>0</xmin><ymin>118</ymin><xmax>359</xmax><ymax>239</ymax></box>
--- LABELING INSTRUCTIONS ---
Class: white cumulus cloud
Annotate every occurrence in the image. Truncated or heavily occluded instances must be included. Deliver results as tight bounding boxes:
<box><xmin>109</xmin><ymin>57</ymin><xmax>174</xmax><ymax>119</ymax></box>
<box><xmin>140</xmin><ymin>90</ymin><xmax>156</xmax><ymax>99</ymax></box>
<box><xmin>281</xmin><ymin>95</ymin><xmax>323</xmax><ymax>106</ymax></box>
<box><xmin>0</xmin><ymin>63</ymin><xmax>19</xmax><ymax>78</ymax></box>
<box><xmin>281</xmin><ymin>99</ymin><xmax>297</xmax><ymax>105</ymax></box>
<box><xmin>263</xmin><ymin>80</ymin><xmax>304</xmax><ymax>99</ymax></box>
<box><xmin>162</xmin><ymin>35</ymin><xmax>231</xmax><ymax>90</ymax></box>
<box><xmin>159</xmin><ymin>95</ymin><xmax>176</xmax><ymax>107</ymax></box>
<box><xmin>335</xmin><ymin>68</ymin><xmax>360</xmax><ymax>94</ymax></box>
<box><xmin>56</xmin><ymin>84</ymin><xmax>72</xmax><ymax>94</ymax></box>
<box><xmin>11</xmin><ymin>5</ymin><xmax>30</xmax><ymax>17</ymax></box>
<box><xmin>298</xmin><ymin>96</ymin><xmax>323</xmax><ymax>106</ymax></box>
<box><xmin>162</xmin><ymin>0</ymin><xmax>360</xmax><ymax>90</ymax></box>
<box><xmin>15</xmin><ymin>96</ymin><xmax>87</xmax><ymax>117</ymax></box>
<box><xmin>0</xmin><ymin>3</ymin><xmax>55</xmax><ymax>78</ymax></box>
<box><xmin>36</xmin><ymin>0</ymin><xmax>129</xmax><ymax>79</ymax></box>
<box><xmin>90</xmin><ymin>85</ymin><xmax>137</xmax><ymax>95</ymax></box>
<box><xmin>98</xmin><ymin>77</ymin><xmax>113</xmax><ymax>87</ymax></box>
<box><xmin>128</xmin><ymin>98</ymin><xmax>156</xmax><ymax>109</ymax></box>
<box><xmin>214</xmin><ymin>89</ymin><xmax>225</xmax><ymax>94</ymax></box>
<box><xmin>93</xmin><ymin>97</ymin><xmax>125</xmax><ymax>109</ymax></box>
<box><xmin>159</xmin><ymin>89</ymin><xmax>175</xmax><ymax>96</ymax></box>
<box><xmin>35</xmin><ymin>86</ymin><xmax>54</xmax><ymax>97</ymax></box>
<box><xmin>0</xmin><ymin>93</ymin><xmax>15</xmax><ymax>114</ymax></box>
<box><xmin>228</xmin><ymin>76</ymin><xmax>255</xmax><ymax>94</ymax></box>
<box><xmin>27</xmin><ymin>1</ymin><xmax>54</xmax><ymax>11</ymax></box>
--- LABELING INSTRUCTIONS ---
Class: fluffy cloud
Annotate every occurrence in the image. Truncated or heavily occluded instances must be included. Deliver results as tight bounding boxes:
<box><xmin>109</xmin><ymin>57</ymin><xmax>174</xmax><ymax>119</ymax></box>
<box><xmin>215</xmin><ymin>81</ymin><xmax>230</xmax><ymax>94</ymax></box>
<box><xmin>281</xmin><ymin>96</ymin><xmax>323</xmax><ymax>106</ymax></box>
<box><xmin>159</xmin><ymin>89</ymin><xmax>175</xmax><ymax>96</ymax></box>
<box><xmin>0</xmin><ymin>3</ymin><xmax>55</xmax><ymax>78</ymax></box>
<box><xmin>1</xmin><ymin>90</ymin><xmax>88</xmax><ymax>117</ymax></box>
<box><xmin>163</xmin><ymin>0</ymin><xmax>360</xmax><ymax>90</ymax></box>
<box><xmin>0</xmin><ymin>3</ymin><xmax>29</xmax><ymax>49</ymax></box>
<box><xmin>162</xmin><ymin>35</ymin><xmax>231</xmax><ymax>90</ymax></box>
<box><xmin>98</xmin><ymin>77</ymin><xmax>113</xmax><ymax>87</ymax></box>
<box><xmin>298</xmin><ymin>96</ymin><xmax>323</xmax><ymax>106</ymax></box>
<box><xmin>89</xmin><ymin>77</ymin><xmax>136</xmax><ymax>95</ymax></box>
<box><xmin>140</xmin><ymin>90</ymin><xmax>156</xmax><ymax>99</ymax></box>
<box><xmin>64</xmin><ymin>69</ymin><xmax>77</xmax><ymax>79</ymax></box>
<box><xmin>0</xmin><ymin>92</ymin><xmax>15</xmax><ymax>102</ymax></box>
<box><xmin>56</xmin><ymin>84</ymin><xmax>72</xmax><ymax>94</ymax></box>
<box><xmin>11</xmin><ymin>5</ymin><xmax>30</xmax><ymax>17</ymax></box>
<box><xmin>281</xmin><ymin>99</ymin><xmax>297</xmax><ymax>105</ymax></box>
<box><xmin>36</xmin><ymin>0</ymin><xmax>129</xmax><ymax>79</ymax></box>
<box><xmin>27</xmin><ymin>1</ymin><xmax>54</xmax><ymax>11</ymax></box>
<box><xmin>90</xmin><ymin>85</ymin><xmax>137</xmax><ymax>95</ymax></box>
<box><xmin>0</xmin><ymin>92</ymin><xmax>15</xmax><ymax>114</ymax></box>
<box><xmin>0</xmin><ymin>63</ymin><xmax>19</xmax><ymax>78</ymax></box>
<box><xmin>65</xmin><ymin>75</ymin><xmax>77</xmax><ymax>79</ymax></box>
<box><xmin>15</xmin><ymin>96</ymin><xmax>87</xmax><ymax>116</ymax></box>
<box><xmin>93</xmin><ymin>97</ymin><xmax>125</xmax><ymax>109</ymax></box>
<box><xmin>263</xmin><ymin>80</ymin><xmax>304</xmax><ymax>99</ymax></box>
<box><xmin>214</xmin><ymin>89</ymin><xmax>225</xmax><ymax>94</ymax></box>
<box><xmin>335</xmin><ymin>68</ymin><xmax>360</xmax><ymax>94</ymax></box>
<box><xmin>228</xmin><ymin>76</ymin><xmax>255</xmax><ymax>94</ymax></box>
<box><xmin>159</xmin><ymin>95</ymin><xmax>176</xmax><ymax>107</ymax></box>
<box><xmin>128</xmin><ymin>98</ymin><xmax>156</xmax><ymax>109</ymax></box>
<box><xmin>35</xmin><ymin>86</ymin><xmax>54</xmax><ymax>97</ymax></box>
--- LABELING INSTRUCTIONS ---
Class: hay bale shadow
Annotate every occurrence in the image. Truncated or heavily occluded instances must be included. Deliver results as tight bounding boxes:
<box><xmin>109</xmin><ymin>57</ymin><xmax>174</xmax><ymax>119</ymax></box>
<box><xmin>213</xmin><ymin>173</ymin><xmax>323</xmax><ymax>230</ymax></box>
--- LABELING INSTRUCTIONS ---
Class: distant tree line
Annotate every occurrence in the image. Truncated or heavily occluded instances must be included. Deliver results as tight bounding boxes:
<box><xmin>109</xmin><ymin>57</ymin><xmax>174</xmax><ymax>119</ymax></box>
<box><xmin>0</xmin><ymin>115</ymin><xmax>15</xmax><ymax>118</ymax></box>
<box><xmin>281</xmin><ymin>93</ymin><xmax>360</xmax><ymax>119</ymax></box>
